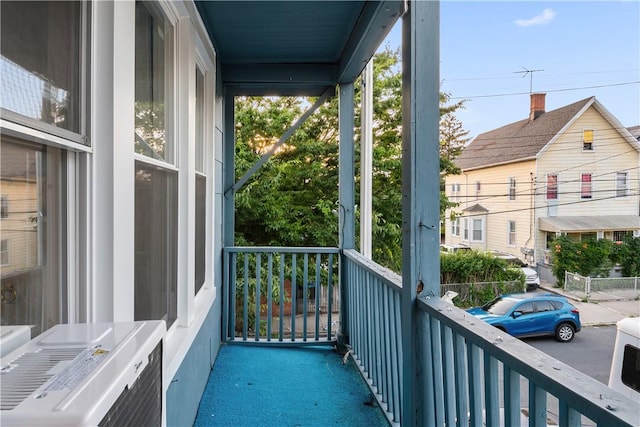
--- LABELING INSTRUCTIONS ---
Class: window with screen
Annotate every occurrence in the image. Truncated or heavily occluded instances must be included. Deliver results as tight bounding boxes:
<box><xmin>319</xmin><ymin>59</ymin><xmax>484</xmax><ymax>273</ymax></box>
<box><xmin>1</xmin><ymin>1</ymin><xmax>89</xmax><ymax>142</ymax></box>
<box><xmin>134</xmin><ymin>1</ymin><xmax>177</xmax><ymax>328</ymax></box>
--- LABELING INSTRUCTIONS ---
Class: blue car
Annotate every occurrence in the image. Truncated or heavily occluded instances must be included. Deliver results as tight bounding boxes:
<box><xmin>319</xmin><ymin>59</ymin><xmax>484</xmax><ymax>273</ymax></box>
<box><xmin>467</xmin><ymin>293</ymin><xmax>581</xmax><ymax>342</ymax></box>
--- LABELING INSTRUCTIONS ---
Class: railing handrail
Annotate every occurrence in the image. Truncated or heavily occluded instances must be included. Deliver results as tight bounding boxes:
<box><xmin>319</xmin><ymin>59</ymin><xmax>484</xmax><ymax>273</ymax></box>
<box><xmin>343</xmin><ymin>249</ymin><xmax>402</xmax><ymax>292</ymax></box>
<box><xmin>224</xmin><ymin>246</ymin><xmax>339</xmax><ymax>254</ymax></box>
<box><xmin>418</xmin><ymin>297</ymin><xmax>639</xmax><ymax>427</ymax></box>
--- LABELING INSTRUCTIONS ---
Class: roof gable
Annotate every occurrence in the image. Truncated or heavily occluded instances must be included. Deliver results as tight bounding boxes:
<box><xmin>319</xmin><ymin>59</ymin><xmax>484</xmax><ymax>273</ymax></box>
<box><xmin>455</xmin><ymin>97</ymin><xmax>593</xmax><ymax>171</ymax></box>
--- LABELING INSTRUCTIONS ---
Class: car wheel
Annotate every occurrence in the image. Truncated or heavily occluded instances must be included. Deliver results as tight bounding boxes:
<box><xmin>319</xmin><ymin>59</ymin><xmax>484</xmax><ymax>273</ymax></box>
<box><xmin>555</xmin><ymin>323</ymin><xmax>575</xmax><ymax>342</ymax></box>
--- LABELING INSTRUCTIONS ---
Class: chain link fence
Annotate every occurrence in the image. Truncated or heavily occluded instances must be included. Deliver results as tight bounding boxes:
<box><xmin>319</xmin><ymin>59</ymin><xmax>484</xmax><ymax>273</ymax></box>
<box><xmin>564</xmin><ymin>272</ymin><xmax>639</xmax><ymax>301</ymax></box>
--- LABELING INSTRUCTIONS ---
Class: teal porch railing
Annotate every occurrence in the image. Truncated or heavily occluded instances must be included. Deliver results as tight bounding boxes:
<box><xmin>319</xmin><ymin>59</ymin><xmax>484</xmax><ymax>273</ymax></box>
<box><xmin>223</xmin><ymin>247</ymin><xmax>638</xmax><ymax>426</ymax></box>
<box><xmin>223</xmin><ymin>247</ymin><xmax>339</xmax><ymax>344</ymax></box>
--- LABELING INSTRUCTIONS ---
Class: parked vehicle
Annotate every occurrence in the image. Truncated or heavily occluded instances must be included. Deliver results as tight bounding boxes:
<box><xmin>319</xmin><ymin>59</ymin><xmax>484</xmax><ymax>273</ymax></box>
<box><xmin>609</xmin><ymin>317</ymin><xmax>640</xmax><ymax>399</ymax></box>
<box><xmin>440</xmin><ymin>243</ymin><xmax>472</xmax><ymax>254</ymax></box>
<box><xmin>467</xmin><ymin>293</ymin><xmax>581</xmax><ymax>342</ymax></box>
<box><xmin>489</xmin><ymin>250</ymin><xmax>540</xmax><ymax>291</ymax></box>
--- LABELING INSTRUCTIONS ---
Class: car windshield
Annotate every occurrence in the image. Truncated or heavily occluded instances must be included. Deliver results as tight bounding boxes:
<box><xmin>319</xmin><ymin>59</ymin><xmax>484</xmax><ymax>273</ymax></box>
<box><xmin>482</xmin><ymin>297</ymin><xmax>518</xmax><ymax>315</ymax></box>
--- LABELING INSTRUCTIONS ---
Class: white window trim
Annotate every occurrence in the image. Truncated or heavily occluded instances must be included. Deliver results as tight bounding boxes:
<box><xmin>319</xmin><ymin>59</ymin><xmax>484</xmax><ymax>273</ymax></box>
<box><xmin>463</xmin><ymin>218</ymin><xmax>469</xmax><ymax>241</ymax></box>
<box><xmin>615</xmin><ymin>171</ymin><xmax>630</xmax><ymax>199</ymax></box>
<box><xmin>580</xmin><ymin>172</ymin><xmax>593</xmax><ymax>199</ymax></box>
<box><xmin>471</xmin><ymin>217</ymin><xmax>484</xmax><ymax>243</ymax></box>
<box><xmin>546</xmin><ymin>173</ymin><xmax>559</xmax><ymax>201</ymax></box>
<box><xmin>507</xmin><ymin>220</ymin><xmax>516</xmax><ymax>247</ymax></box>
<box><xmin>508</xmin><ymin>177</ymin><xmax>516</xmax><ymax>201</ymax></box>
<box><xmin>582</xmin><ymin>128</ymin><xmax>594</xmax><ymax>152</ymax></box>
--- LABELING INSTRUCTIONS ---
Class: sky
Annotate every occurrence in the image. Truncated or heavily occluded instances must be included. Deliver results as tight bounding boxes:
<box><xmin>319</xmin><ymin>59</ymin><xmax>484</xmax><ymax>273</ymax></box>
<box><xmin>381</xmin><ymin>1</ymin><xmax>640</xmax><ymax>139</ymax></box>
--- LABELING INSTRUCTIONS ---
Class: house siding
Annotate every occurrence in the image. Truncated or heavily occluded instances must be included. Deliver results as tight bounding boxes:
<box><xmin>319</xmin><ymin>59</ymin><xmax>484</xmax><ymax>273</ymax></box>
<box><xmin>534</xmin><ymin>105</ymin><xmax>640</xmax><ymax>265</ymax></box>
<box><xmin>445</xmin><ymin>160</ymin><xmax>536</xmax><ymax>261</ymax></box>
<box><xmin>447</xmin><ymin>102</ymin><xmax>640</xmax><ymax>271</ymax></box>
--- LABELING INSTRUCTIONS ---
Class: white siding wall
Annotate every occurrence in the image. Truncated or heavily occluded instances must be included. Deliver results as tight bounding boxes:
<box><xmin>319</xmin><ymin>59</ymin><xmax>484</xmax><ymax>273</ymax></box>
<box><xmin>534</xmin><ymin>106</ymin><xmax>640</xmax><ymax>263</ymax></box>
<box><xmin>447</xmin><ymin>105</ymin><xmax>640</xmax><ymax>267</ymax></box>
<box><xmin>444</xmin><ymin>160</ymin><xmax>536</xmax><ymax>261</ymax></box>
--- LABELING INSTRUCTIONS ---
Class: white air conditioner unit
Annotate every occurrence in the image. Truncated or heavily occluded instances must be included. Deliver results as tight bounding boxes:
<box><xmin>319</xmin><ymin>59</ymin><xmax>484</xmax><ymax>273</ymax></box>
<box><xmin>1</xmin><ymin>321</ymin><xmax>165</xmax><ymax>427</ymax></box>
<box><xmin>0</xmin><ymin>326</ymin><xmax>31</xmax><ymax>358</ymax></box>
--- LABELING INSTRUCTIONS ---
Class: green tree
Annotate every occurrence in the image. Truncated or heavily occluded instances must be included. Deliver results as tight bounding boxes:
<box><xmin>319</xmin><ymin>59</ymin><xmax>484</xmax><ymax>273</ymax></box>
<box><xmin>615</xmin><ymin>236</ymin><xmax>640</xmax><ymax>276</ymax></box>
<box><xmin>233</xmin><ymin>48</ymin><xmax>470</xmax><ymax>273</ymax></box>
<box><xmin>550</xmin><ymin>236</ymin><xmax>616</xmax><ymax>285</ymax></box>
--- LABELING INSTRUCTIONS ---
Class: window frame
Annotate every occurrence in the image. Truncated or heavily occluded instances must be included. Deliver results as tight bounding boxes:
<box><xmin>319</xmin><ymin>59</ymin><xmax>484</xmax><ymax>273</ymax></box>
<box><xmin>471</xmin><ymin>218</ymin><xmax>484</xmax><ymax>242</ymax></box>
<box><xmin>0</xmin><ymin>195</ymin><xmax>8</xmax><ymax>218</ymax></box>
<box><xmin>463</xmin><ymin>218</ymin><xmax>469</xmax><ymax>241</ymax></box>
<box><xmin>450</xmin><ymin>217</ymin><xmax>460</xmax><ymax>237</ymax></box>
<box><xmin>580</xmin><ymin>173</ymin><xmax>592</xmax><ymax>199</ymax></box>
<box><xmin>507</xmin><ymin>220</ymin><xmax>516</xmax><ymax>247</ymax></box>
<box><xmin>508</xmin><ymin>177</ymin><xmax>516</xmax><ymax>200</ymax></box>
<box><xmin>615</xmin><ymin>171</ymin><xmax>630</xmax><ymax>198</ymax></box>
<box><xmin>582</xmin><ymin>129</ymin><xmax>594</xmax><ymax>152</ymax></box>
<box><xmin>0</xmin><ymin>238</ymin><xmax>9</xmax><ymax>266</ymax></box>
<box><xmin>133</xmin><ymin>0</ymin><xmax>179</xmax><ymax>328</ymax></box>
<box><xmin>0</xmin><ymin>1</ymin><xmax>91</xmax><ymax>145</ymax></box>
<box><xmin>546</xmin><ymin>173</ymin><xmax>558</xmax><ymax>200</ymax></box>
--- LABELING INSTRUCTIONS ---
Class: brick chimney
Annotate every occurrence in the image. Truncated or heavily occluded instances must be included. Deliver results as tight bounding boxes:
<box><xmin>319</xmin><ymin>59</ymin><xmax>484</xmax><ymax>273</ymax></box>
<box><xmin>529</xmin><ymin>93</ymin><xmax>546</xmax><ymax>121</ymax></box>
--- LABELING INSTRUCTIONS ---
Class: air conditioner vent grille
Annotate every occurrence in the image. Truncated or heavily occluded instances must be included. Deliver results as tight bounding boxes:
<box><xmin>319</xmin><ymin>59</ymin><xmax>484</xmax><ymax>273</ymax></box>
<box><xmin>98</xmin><ymin>341</ymin><xmax>162</xmax><ymax>427</ymax></box>
<box><xmin>1</xmin><ymin>348</ymin><xmax>84</xmax><ymax>410</ymax></box>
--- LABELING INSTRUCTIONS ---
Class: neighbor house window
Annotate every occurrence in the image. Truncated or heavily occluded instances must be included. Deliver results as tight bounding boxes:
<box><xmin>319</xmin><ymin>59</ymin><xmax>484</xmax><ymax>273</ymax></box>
<box><xmin>0</xmin><ymin>239</ymin><xmax>9</xmax><ymax>266</ymax></box>
<box><xmin>616</xmin><ymin>171</ymin><xmax>630</xmax><ymax>198</ymax></box>
<box><xmin>546</xmin><ymin>174</ymin><xmax>558</xmax><ymax>200</ymax></box>
<box><xmin>450</xmin><ymin>183</ymin><xmax>461</xmax><ymax>201</ymax></box>
<box><xmin>508</xmin><ymin>221</ymin><xmax>516</xmax><ymax>246</ymax></box>
<box><xmin>613</xmin><ymin>230</ymin><xmax>631</xmax><ymax>242</ymax></box>
<box><xmin>475</xmin><ymin>181</ymin><xmax>481</xmax><ymax>199</ymax></box>
<box><xmin>0</xmin><ymin>1</ymin><xmax>89</xmax><ymax>141</ymax></box>
<box><xmin>582</xmin><ymin>129</ymin><xmax>594</xmax><ymax>151</ymax></box>
<box><xmin>451</xmin><ymin>218</ymin><xmax>460</xmax><ymax>236</ymax></box>
<box><xmin>472</xmin><ymin>218</ymin><xmax>484</xmax><ymax>242</ymax></box>
<box><xmin>508</xmin><ymin>177</ymin><xmax>516</xmax><ymax>200</ymax></box>
<box><xmin>581</xmin><ymin>173</ymin><xmax>592</xmax><ymax>199</ymax></box>
<box><xmin>463</xmin><ymin>218</ymin><xmax>469</xmax><ymax>241</ymax></box>
<box><xmin>0</xmin><ymin>195</ymin><xmax>8</xmax><ymax>218</ymax></box>
<box><xmin>194</xmin><ymin>65</ymin><xmax>206</xmax><ymax>295</ymax></box>
<box><xmin>134</xmin><ymin>1</ymin><xmax>177</xmax><ymax>327</ymax></box>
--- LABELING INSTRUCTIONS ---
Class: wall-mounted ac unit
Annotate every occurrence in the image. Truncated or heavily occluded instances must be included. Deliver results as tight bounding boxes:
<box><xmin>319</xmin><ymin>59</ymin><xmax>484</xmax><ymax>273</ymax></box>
<box><xmin>0</xmin><ymin>326</ymin><xmax>31</xmax><ymax>358</ymax></box>
<box><xmin>1</xmin><ymin>321</ymin><xmax>165</xmax><ymax>427</ymax></box>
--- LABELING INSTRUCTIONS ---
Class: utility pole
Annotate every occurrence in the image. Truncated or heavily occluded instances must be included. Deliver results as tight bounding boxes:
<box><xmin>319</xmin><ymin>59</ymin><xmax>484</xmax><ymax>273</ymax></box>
<box><xmin>514</xmin><ymin>67</ymin><xmax>544</xmax><ymax>94</ymax></box>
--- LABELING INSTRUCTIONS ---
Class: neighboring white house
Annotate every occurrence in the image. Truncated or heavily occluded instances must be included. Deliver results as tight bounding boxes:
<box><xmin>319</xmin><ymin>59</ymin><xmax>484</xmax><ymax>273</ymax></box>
<box><xmin>444</xmin><ymin>94</ymin><xmax>640</xmax><ymax>282</ymax></box>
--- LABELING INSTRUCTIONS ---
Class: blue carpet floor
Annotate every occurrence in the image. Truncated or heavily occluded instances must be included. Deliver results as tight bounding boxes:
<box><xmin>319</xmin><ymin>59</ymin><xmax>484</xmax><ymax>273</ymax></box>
<box><xmin>193</xmin><ymin>345</ymin><xmax>389</xmax><ymax>426</ymax></box>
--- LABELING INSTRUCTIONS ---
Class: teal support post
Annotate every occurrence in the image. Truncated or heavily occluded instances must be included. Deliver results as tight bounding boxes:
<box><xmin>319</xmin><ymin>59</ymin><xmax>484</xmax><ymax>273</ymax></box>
<box><xmin>338</xmin><ymin>82</ymin><xmax>355</xmax><ymax>350</ymax></box>
<box><xmin>401</xmin><ymin>1</ymin><xmax>441</xmax><ymax>425</ymax></box>
<box><xmin>223</xmin><ymin>89</ymin><xmax>235</xmax><ymax>247</ymax></box>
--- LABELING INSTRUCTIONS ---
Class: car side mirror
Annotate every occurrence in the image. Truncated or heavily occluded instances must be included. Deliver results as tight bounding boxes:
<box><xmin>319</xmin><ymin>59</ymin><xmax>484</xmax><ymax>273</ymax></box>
<box><xmin>512</xmin><ymin>311</ymin><xmax>522</xmax><ymax>318</ymax></box>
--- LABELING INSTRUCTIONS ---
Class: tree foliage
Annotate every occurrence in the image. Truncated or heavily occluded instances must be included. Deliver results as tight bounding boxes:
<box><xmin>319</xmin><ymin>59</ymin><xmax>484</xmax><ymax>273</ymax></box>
<box><xmin>550</xmin><ymin>235</ymin><xmax>640</xmax><ymax>285</ymax></box>
<box><xmin>233</xmin><ymin>48</ymin><xmax>470</xmax><ymax>273</ymax></box>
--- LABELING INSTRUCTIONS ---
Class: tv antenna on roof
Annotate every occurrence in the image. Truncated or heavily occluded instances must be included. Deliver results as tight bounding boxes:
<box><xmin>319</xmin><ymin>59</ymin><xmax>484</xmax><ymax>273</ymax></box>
<box><xmin>514</xmin><ymin>67</ymin><xmax>544</xmax><ymax>94</ymax></box>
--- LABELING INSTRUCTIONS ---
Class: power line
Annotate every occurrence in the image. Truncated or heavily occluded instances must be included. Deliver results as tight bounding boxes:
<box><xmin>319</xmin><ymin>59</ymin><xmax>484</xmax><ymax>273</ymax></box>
<box><xmin>448</xmin><ymin>81</ymin><xmax>640</xmax><ymax>100</ymax></box>
<box><xmin>448</xmin><ymin>190</ymin><xmax>640</xmax><ymax>219</ymax></box>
